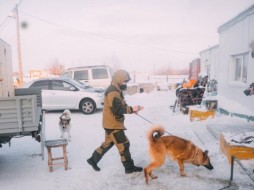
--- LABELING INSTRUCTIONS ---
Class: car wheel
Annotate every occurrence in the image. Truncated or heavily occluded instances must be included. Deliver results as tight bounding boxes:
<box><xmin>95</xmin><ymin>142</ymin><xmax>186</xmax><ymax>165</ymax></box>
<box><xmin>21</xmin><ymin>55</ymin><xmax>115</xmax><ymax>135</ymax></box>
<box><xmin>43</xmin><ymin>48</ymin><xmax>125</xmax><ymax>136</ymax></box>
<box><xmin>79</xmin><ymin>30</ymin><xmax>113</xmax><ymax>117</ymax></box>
<box><xmin>80</xmin><ymin>99</ymin><xmax>96</xmax><ymax>114</ymax></box>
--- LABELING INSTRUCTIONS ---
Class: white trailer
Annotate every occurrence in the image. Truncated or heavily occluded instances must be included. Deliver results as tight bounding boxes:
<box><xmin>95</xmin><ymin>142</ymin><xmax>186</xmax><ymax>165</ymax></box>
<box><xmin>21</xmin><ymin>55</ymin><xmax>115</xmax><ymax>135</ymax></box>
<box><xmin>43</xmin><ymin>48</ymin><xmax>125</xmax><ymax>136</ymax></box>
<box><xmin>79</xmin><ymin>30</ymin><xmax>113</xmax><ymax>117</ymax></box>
<box><xmin>0</xmin><ymin>39</ymin><xmax>45</xmax><ymax>158</ymax></box>
<box><xmin>0</xmin><ymin>39</ymin><xmax>14</xmax><ymax>97</ymax></box>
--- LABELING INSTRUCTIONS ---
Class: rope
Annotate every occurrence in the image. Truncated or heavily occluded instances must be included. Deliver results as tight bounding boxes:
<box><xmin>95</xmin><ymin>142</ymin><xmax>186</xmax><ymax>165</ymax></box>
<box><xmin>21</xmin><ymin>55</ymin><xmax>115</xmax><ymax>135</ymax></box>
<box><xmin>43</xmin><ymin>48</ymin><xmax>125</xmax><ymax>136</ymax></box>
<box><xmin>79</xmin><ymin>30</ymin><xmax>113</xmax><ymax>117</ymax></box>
<box><xmin>135</xmin><ymin>113</ymin><xmax>154</xmax><ymax>124</ymax></box>
<box><xmin>135</xmin><ymin>113</ymin><xmax>172</xmax><ymax>135</ymax></box>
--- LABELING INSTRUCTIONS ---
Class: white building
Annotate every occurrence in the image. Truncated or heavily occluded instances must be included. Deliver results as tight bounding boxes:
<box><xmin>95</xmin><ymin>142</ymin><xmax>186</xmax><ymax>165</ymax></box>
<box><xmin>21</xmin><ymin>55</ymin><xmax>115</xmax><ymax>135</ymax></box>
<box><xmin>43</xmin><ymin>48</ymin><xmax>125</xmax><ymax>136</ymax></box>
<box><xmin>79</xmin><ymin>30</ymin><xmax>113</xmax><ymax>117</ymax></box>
<box><xmin>199</xmin><ymin>4</ymin><xmax>254</xmax><ymax>115</ymax></box>
<box><xmin>199</xmin><ymin>45</ymin><xmax>219</xmax><ymax>81</ymax></box>
<box><xmin>217</xmin><ymin>4</ymin><xmax>254</xmax><ymax>113</ymax></box>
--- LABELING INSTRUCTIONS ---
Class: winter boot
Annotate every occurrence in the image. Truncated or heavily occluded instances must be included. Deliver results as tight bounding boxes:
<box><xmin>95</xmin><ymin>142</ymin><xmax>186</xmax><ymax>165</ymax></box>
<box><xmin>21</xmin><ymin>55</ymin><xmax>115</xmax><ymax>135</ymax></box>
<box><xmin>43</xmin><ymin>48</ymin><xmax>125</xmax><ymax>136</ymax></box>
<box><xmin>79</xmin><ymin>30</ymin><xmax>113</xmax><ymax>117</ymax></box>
<box><xmin>125</xmin><ymin>165</ymin><xmax>143</xmax><ymax>174</ymax></box>
<box><xmin>123</xmin><ymin>160</ymin><xmax>143</xmax><ymax>174</ymax></box>
<box><xmin>87</xmin><ymin>151</ymin><xmax>102</xmax><ymax>171</ymax></box>
<box><xmin>87</xmin><ymin>158</ymin><xmax>100</xmax><ymax>171</ymax></box>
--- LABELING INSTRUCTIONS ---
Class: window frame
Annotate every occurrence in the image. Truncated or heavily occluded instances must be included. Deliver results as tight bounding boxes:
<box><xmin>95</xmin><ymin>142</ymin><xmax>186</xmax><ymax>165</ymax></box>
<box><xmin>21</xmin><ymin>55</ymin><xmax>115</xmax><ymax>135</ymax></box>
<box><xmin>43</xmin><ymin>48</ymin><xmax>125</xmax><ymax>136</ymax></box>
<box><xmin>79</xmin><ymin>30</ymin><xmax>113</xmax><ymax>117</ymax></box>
<box><xmin>74</xmin><ymin>70</ymin><xmax>89</xmax><ymax>80</ymax></box>
<box><xmin>61</xmin><ymin>71</ymin><xmax>72</xmax><ymax>79</ymax></box>
<box><xmin>229</xmin><ymin>53</ymin><xmax>248</xmax><ymax>86</ymax></box>
<box><xmin>91</xmin><ymin>68</ymin><xmax>109</xmax><ymax>79</ymax></box>
<box><xmin>30</xmin><ymin>80</ymin><xmax>49</xmax><ymax>90</ymax></box>
<box><xmin>51</xmin><ymin>80</ymin><xmax>76</xmax><ymax>91</ymax></box>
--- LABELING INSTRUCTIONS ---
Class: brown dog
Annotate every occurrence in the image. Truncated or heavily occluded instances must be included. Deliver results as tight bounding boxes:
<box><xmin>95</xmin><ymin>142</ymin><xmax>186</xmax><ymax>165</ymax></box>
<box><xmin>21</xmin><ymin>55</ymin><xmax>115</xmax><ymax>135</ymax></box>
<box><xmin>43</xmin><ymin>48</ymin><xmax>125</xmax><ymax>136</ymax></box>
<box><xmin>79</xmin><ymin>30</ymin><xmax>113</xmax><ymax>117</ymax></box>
<box><xmin>144</xmin><ymin>125</ymin><xmax>213</xmax><ymax>184</ymax></box>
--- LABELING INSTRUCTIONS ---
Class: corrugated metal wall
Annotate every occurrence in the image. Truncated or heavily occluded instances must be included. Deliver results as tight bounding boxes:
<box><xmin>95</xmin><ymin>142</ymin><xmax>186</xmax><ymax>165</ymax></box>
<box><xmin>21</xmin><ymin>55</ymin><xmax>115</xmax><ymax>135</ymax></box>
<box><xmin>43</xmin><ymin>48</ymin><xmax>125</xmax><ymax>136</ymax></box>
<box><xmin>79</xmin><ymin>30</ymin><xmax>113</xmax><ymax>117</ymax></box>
<box><xmin>0</xmin><ymin>39</ymin><xmax>14</xmax><ymax>97</ymax></box>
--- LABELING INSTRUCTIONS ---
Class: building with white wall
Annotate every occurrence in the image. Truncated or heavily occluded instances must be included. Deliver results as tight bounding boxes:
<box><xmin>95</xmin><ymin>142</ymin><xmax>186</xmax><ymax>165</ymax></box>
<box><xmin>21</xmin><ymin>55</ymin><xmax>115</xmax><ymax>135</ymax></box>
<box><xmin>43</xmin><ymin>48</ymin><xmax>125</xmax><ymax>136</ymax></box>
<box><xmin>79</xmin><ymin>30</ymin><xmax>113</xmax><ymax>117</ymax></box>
<box><xmin>217</xmin><ymin>4</ymin><xmax>254</xmax><ymax>113</ymax></box>
<box><xmin>199</xmin><ymin>45</ymin><xmax>219</xmax><ymax>81</ymax></box>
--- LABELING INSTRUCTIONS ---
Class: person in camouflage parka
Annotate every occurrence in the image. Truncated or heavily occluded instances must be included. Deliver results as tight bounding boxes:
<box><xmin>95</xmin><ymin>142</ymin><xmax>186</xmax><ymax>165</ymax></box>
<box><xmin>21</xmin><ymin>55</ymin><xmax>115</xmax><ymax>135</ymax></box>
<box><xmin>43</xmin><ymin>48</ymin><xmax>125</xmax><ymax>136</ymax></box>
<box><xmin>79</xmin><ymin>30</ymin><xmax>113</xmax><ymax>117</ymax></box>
<box><xmin>87</xmin><ymin>69</ymin><xmax>144</xmax><ymax>174</ymax></box>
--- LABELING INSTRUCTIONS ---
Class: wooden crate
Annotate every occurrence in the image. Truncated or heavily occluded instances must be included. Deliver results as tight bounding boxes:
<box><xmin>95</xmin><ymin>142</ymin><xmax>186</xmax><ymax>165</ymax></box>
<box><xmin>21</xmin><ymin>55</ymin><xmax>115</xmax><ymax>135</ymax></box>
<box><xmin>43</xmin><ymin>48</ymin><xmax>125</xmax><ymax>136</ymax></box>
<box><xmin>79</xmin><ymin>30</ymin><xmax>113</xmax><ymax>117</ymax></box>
<box><xmin>189</xmin><ymin>109</ymin><xmax>215</xmax><ymax>121</ymax></box>
<box><xmin>220</xmin><ymin>134</ymin><xmax>254</xmax><ymax>163</ymax></box>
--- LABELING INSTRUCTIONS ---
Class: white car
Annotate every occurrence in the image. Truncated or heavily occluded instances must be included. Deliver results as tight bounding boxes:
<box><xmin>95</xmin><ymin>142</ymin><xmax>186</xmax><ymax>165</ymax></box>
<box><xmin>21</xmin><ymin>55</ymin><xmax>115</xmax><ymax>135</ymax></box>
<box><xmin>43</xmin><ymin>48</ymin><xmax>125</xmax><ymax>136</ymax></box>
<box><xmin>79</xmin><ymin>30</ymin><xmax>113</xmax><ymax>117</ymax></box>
<box><xmin>26</xmin><ymin>78</ymin><xmax>104</xmax><ymax>114</ymax></box>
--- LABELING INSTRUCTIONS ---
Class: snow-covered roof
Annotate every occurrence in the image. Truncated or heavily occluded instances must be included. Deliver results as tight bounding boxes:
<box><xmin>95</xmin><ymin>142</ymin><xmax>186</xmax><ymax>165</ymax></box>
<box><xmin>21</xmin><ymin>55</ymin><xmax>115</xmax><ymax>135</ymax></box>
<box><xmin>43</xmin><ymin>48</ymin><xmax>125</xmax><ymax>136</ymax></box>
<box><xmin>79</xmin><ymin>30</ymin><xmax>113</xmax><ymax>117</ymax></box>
<box><xmin>218</xmin><ymin>4</ymin><xmax>254</xmax><ymax>33</ymax></box>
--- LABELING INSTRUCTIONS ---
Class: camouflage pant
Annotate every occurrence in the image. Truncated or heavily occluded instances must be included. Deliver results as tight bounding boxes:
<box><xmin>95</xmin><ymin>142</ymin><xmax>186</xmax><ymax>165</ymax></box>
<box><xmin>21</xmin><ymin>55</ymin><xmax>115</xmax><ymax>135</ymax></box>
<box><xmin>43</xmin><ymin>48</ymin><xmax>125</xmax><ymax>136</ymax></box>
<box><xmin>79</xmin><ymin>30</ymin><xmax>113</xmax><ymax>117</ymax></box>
<box><xmin>95</xmin><ymin>129</ymin><xmax>132</xmax><ymax>162</ymax></box>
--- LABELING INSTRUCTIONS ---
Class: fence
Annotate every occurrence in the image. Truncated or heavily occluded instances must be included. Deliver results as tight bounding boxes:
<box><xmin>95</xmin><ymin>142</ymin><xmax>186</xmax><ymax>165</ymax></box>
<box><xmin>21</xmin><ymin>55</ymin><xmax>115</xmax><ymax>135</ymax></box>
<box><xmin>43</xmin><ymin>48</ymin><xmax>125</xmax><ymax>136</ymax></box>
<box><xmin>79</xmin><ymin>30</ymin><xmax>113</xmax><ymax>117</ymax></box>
<box><xmin>129</xmin><ymin>73</ymin><xmax>188</xmax><ymax>84</ymax></box>
<box><xmin>127</xmin><ymin>74</ymin><xmax>188</xmax><ymax>93</ymax></box>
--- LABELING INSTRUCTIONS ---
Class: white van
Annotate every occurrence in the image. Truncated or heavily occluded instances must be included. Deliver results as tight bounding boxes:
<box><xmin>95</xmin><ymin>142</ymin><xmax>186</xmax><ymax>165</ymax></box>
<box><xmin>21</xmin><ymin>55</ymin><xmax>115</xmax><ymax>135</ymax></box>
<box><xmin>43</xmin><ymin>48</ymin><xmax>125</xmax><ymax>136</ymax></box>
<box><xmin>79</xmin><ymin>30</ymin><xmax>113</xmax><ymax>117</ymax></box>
<box><xmin>60</xmin><ymin>65</ymin><xmax>114</xmax><ymax>89</ymax></box>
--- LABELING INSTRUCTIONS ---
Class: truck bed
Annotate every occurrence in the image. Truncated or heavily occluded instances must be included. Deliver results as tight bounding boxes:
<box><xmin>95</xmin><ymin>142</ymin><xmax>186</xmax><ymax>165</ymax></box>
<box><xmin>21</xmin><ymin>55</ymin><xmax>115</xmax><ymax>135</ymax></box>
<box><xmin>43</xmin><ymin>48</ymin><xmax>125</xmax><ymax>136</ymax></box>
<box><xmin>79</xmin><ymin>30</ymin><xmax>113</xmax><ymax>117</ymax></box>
<box><xmin>0</xmin><ymin>95</ymin><xmax>40</xmax><ymax>136</ymax></box>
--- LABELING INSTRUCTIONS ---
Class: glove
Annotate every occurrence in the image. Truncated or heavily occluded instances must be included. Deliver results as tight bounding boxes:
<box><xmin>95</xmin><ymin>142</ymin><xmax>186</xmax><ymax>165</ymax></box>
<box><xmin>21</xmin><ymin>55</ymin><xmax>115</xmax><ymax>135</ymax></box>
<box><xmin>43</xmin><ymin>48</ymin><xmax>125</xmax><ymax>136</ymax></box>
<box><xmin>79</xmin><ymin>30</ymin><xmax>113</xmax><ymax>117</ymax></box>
<box><xmin>132</xmin><ymin>105</ymin><xmax>144</xmax><ymax>113</ymax></box>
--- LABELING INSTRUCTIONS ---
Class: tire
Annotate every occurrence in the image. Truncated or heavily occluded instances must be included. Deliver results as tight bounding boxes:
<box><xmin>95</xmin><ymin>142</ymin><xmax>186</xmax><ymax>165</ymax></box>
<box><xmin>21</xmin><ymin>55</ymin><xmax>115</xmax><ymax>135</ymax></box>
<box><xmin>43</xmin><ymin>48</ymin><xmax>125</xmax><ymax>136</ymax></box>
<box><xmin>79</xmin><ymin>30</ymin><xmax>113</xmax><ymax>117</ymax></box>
<box><xmin>79</xmin><ymin>99</ymin><xmax>96</xmax><ymax>114</ymax></box>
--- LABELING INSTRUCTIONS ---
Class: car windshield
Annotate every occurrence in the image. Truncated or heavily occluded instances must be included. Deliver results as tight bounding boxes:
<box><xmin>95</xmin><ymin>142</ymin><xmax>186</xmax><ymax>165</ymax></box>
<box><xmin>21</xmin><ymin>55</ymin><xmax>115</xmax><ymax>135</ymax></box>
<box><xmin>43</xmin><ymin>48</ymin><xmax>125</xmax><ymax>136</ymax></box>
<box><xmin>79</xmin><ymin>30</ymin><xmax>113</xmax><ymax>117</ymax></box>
<box><xmin>68</xmin><ymin>79</ymin><xmax>91</xmax><ymax>89</ymax></box>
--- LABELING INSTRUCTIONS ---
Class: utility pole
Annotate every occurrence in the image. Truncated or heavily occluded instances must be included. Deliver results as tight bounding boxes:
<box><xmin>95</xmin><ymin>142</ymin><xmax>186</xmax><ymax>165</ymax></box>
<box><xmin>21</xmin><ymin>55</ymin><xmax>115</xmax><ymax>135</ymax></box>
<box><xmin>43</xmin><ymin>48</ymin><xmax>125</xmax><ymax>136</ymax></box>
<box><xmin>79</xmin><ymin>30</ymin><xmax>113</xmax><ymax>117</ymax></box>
<box><xmin>13</xmin><ymin>4</ymin><xmax>24</xmax><ymax>87</ymax></box>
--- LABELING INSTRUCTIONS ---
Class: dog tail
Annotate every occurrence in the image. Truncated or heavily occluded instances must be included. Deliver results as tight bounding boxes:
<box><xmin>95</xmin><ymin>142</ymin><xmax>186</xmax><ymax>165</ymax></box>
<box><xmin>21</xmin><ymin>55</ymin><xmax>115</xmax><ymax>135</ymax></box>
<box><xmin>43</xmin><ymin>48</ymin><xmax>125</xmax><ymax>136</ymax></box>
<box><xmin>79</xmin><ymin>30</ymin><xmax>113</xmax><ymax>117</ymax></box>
<box><xmin>147</xmin><ymin>124</ymin><xmax>165</xmax><ymax>143</ymax></box>
<box><xmin>60</xmin><ymin>109</ymin><xmax>71</xmax><ymax>120</ymax></box>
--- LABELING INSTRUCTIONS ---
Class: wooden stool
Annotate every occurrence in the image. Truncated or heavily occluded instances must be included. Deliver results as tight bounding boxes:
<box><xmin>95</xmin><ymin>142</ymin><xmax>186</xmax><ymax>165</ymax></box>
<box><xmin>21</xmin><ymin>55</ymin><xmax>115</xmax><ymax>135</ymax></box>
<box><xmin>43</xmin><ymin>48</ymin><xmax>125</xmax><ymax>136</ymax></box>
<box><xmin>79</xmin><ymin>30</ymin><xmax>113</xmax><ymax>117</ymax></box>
<box><xmin>45</xmin><ymin>139</ymin><xmax>68</xmax><ymax>172</ymax></box>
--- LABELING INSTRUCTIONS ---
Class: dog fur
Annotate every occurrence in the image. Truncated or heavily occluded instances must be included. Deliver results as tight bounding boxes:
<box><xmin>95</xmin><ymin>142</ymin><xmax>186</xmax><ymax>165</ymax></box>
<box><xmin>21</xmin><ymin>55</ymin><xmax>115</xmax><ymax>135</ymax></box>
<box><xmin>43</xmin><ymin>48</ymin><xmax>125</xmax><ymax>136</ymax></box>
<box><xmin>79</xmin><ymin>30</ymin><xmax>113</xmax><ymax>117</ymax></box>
<box><xmin>144</xmin><ymin>125</ymin><xmax>213</xmax><ymax>184</ymax></box>
<box><xmin>59</xmin><ymin>109</ymin><xmax>72</xmax><ymax>142</ymax></box>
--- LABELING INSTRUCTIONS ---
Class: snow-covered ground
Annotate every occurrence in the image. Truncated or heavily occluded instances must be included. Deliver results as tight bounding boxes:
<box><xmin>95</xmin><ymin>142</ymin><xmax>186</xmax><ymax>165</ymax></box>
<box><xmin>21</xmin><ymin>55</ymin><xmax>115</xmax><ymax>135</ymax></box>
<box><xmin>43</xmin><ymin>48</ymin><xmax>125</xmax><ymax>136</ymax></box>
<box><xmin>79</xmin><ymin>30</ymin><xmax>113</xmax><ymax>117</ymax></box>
<box><xmin>0</xmin><ymin>90</ymin><xmax>254</xmax><ymax>190</ymax></box>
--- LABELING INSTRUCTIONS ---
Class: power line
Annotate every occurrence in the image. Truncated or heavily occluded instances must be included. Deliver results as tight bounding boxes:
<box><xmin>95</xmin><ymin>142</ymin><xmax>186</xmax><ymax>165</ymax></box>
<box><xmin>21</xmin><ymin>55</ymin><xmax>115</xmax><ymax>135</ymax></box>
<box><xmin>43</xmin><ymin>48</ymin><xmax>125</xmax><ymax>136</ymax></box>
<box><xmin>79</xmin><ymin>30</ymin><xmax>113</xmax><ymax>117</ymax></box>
<box><xmin>0</xmin><ymin>3</ymin><xmax>197</xmax><ymax>56</ymax></box>
<box><xmin>19</xmin><ymin>10</ymin><xmax>197</xmax><ymax>55</ymax></box>
<box><xmin>0</xmin><ymin>0</ymin><xmax>25</xmax><ymax>33</ymax></box>
<box><xmin>17</xmin><ymin>0</ymin><xmax>25</xmax><ymax>8</ymax></box>
<box><xmin>0</xmin><ymin>17</ymin><xmax>10</xmax><ymax>32</ymax></box>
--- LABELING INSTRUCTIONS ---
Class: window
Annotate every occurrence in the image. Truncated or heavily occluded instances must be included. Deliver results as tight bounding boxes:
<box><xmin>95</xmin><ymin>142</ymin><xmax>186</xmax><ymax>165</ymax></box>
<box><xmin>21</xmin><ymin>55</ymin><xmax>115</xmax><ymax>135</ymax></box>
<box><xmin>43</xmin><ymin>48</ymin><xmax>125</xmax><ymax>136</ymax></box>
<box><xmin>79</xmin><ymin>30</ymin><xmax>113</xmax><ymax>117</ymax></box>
<box><xmin>52</xmin><ymin>81</ymin><xmax>73</xmax><ymax>91</ymax></box>
<box><xmin>74</xmin><ymin>70</ymin><xmax>88</xmax><ymax>80</ymax></box>
<box><xmin>30</xmin><ymin>81</ymin><xmax>49</xmax><ymax>89</ymax></box>
<box><xmin>92</xmin><ymin>68</ymin><xmax>108</xmax><ymax>79</ymax></box>
<box><xmin>231</xmin><ymin>53</ymin><xmax>248</xmax><ymax>83</ymax></box>
<box><xmin>61</xmin><ymin>71</ymin><xmax>72</xmax><ymax>79</ymax></box>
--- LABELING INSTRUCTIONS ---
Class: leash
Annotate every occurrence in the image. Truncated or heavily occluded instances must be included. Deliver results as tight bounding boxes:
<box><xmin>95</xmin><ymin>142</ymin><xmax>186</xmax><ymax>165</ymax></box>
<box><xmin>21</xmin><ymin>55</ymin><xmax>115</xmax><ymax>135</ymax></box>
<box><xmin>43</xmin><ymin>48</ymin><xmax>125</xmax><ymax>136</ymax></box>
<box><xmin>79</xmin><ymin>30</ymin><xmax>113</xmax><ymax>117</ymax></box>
<box><xmin>136</xmin><ymin>113</ymin><xmax>154</xmax><ymax>124</ymax></box>
<box><xmin>135</xmin><ymin>113</ymin><xmax>172</xmax><ymax>135</ymax></box>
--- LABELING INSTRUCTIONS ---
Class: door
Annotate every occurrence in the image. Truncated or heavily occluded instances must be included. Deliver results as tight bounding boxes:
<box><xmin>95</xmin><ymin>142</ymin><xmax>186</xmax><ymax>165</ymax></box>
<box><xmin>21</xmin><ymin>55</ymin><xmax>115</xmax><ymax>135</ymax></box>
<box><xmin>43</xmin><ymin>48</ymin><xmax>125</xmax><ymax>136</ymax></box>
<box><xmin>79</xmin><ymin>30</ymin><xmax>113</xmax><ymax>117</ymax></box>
<box><xmin>48</xmin><ymin>80</ymin><xmax>79</xmax><ymax>110</ymax></box>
